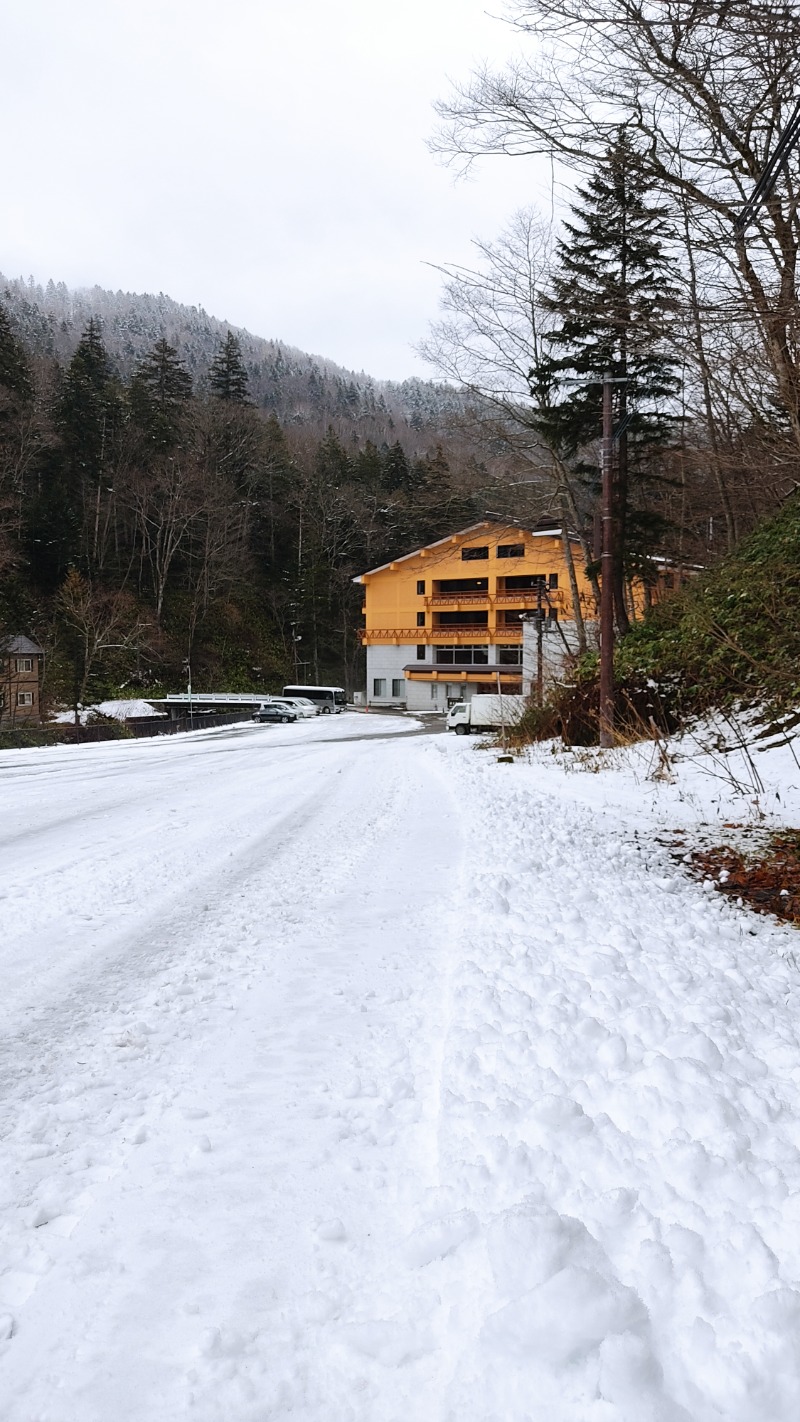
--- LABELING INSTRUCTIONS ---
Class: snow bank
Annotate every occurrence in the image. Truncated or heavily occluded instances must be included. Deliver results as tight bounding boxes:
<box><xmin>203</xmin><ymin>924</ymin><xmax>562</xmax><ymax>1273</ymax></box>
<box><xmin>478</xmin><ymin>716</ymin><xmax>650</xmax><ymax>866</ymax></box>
<box><xmin>408</xmin><ymin>735</ymin><xmax>800</xmax><ymax>1419</ymax></box>
<box><xmin>51</xmin><ymin>697</ymin><xmax>165</xmax><ymax>723</ymax></box>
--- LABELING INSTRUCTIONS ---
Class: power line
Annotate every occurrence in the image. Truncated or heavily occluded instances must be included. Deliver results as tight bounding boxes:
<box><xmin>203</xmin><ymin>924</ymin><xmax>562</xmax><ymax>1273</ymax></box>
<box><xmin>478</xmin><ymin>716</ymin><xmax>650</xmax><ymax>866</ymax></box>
<box><xmin>734</xmin><ymin>96</ymin><xmax>800</xmax><ymax>234</ymax></box>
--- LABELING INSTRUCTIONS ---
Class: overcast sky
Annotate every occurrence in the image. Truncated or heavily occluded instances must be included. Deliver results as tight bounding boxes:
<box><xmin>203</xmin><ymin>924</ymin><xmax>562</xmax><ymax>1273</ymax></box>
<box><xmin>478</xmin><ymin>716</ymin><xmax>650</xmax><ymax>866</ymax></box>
<box><xmin>3</xmin><ymin>0</ymin><xmax>551</xmax><ymax>380</ymax></box>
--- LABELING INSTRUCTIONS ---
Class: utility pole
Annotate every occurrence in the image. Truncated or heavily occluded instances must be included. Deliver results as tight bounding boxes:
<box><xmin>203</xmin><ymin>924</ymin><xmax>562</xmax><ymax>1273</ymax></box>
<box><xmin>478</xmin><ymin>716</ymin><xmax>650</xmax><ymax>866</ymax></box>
<box><xmin>536</xmin><ymin>579</ymin><xmax>544</xmax><ymax>708</ymax></box>
<box><xmin>599</xmin><ymin>374</ymin><xmax>615</xmax><ymax>748</ymax></box>
<box><xmin>561</xmin><ymin>372</ymin><xmax>623</xmax><ymax>746</ymax></box>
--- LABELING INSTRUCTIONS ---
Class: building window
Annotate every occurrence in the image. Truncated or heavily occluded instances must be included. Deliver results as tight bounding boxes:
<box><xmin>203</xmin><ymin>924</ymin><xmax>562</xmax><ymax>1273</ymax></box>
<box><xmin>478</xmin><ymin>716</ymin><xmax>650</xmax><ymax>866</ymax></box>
<box><xmin>497</xmin><ymin>543</ymin><xmax>525</xmax><ymax>559</ymax></box>
<box><xmin>373</xmin><ymin>678</ymin><xmax>386</xmax><ymax>697</ymax></box>
<box><xmin>664</xmin><ymin>572</ymin><xmax>674</xmax><ymax>589</ymax></box>
<box><xmin>416</xmin><ymin>579</ymin><xmax>425</xmax><ymax>594</ymax></box>
<box><xmin>416</xmin><ymin>611</ymin><xmax>425</xmax><ymax>627</ymax></box>
<box><xmin>416</xmin><ymin>645</ymin><xmax>426</xmax><ymax>660</ymax></box>
<box><xmin>15</xmin><ymin>657</ymin><xmax>33</xmax><ymax>673</ymax></box>
<box><xmin>461</xmin><ymin>546</ymin><xmax>489</xmax><ymax>561</ymax></box>
<box><xmin>437</xmin><ymin>577</ymin><xmax>488</xmax><ymax>594</ymax></box>
<box><xmin>430</xmin><ymin>684</ymin><xmax>439</xmax><ymax>700</ymax></box>
<box><xmin>434</xmin><ymin>645</ymin><xmax>489</xmax><ymax>665</ymax></box>
<box><xmin>498</xmin><ymin>645</ymin><xmax>522</xmax><ymax>665</ymax></box>
<box><xmin>17</xmin><ymin>691</ymin><xmax>34</xmax><ymax>706</ymax></box>
<box><xmin>392</xmin><ymin>678</ymin><xmax>405</xmax><ymax>697</ymax></box>
<box><xmin>548</xmin><ymin>573</ymin><xmax>558</xmax><ymax>589</ymax></box>
<box><xmin>504</xmin><ymin>574</ymin><xmax>546</xmax><ymax>590</ymax></box>
<box><xmin>434</xmin><ymin>611</ymin><xmax>488</xmax><ymax>627</ymax></box>
<box><xmin>501</xmin><ymin>609</ymin><xmax>525</xmax><ymax>624</ymax></box>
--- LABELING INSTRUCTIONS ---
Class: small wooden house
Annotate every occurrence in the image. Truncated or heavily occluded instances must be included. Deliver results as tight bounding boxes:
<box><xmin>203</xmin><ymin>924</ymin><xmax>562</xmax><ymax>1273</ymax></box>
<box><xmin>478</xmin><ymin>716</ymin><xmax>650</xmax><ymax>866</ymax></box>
<box><xmin>0</xmin><ymin>635</ymin><xmax>44</xmax><ymax>727</ymax></box>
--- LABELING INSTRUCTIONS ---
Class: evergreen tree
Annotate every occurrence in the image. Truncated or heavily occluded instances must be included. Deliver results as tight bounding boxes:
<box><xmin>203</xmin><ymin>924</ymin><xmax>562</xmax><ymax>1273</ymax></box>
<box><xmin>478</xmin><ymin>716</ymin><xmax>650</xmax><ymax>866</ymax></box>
<box><xmin>0</xmin><ymin>304</ymin><xmax>33</xmax><ymax>403</ymax></box>
<box><xmin>55</xmin><ymin>319</ymin><xmax>123</xmax><ymax>571</ymax></box>
<box><xmin>382</xmin><ymin>441</ymin><xmax>412</xmax><ymax>493</ymax></box>
<box><xmin>533</xmin><ymin>130</ymin><xmax>680</xmax><ymax>631</ymax></box>
<box><xmin>129</xmin><ymin>338</ymin><xmax>192</xmax><ymax>446</ymax></box>
<box><xmin>315</xmin><ymin>429</ymin><xmax>351</xmax><ymax>487</ymax></box>
<box><xmin>57</xmin><ymin>319</ymin><xmax>117</xmax><ymax>470</ymax></box>
<box><xmin>352</xmin><ymin>440</ymin><xmax>383</xmax><ymax>489</ymax></box>
<box><xmin>209</xmin><ymin>330</ymin><xmax>251</xmax><ymax>404</ymax></box>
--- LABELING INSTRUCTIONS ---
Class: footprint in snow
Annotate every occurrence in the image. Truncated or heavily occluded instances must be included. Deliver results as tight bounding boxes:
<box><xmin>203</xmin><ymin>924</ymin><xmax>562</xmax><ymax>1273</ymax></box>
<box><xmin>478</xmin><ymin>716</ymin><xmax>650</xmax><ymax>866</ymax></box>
<box><xmin>316</xmin><ymin>1218</ymin><xmax>347</xmax><ymax>1242</ymax></box>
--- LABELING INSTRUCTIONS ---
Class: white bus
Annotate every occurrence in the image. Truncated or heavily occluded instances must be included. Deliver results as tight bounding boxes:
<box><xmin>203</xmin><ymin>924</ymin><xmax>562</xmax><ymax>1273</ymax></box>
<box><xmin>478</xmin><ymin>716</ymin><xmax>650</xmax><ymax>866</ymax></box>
<box><xmin>283</xmin><ymin>684</ymin><xmax>347</xmax><ymax>714</ymax></box>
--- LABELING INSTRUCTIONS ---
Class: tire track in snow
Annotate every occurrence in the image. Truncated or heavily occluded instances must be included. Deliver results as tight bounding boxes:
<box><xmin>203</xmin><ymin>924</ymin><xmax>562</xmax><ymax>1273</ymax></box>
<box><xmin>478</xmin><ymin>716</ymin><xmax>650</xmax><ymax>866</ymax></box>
<box><xmin>0</xmin><ymin>734</ymin><xmax>463</xmax><ymax>1422</ymax></box>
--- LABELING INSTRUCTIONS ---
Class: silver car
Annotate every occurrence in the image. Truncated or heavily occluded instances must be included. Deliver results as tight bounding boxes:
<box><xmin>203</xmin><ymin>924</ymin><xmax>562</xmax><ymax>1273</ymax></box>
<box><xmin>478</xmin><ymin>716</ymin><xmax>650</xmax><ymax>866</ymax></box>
<box><xmin>254</xmin><ymin>702</ymin><xmax>298</xmax><ymax>724</ymax></box>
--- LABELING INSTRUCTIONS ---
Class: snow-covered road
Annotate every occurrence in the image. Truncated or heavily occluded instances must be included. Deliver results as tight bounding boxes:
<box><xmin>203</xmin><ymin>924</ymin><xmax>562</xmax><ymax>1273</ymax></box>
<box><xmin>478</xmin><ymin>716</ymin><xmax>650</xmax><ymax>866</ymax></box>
<box><xmin>2</xmin><ymin>716</ymin><xmax>800</xmax><ymax>1420</ymax></box>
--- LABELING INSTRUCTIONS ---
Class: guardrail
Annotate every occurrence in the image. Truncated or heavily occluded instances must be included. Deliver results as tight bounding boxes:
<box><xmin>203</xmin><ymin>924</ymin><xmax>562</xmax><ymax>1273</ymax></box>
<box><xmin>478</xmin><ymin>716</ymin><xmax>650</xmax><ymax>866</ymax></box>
<box><xmin>52</xmin><ymin>711</ymin><xmax>255</xmax><ymax>744</ymax></box>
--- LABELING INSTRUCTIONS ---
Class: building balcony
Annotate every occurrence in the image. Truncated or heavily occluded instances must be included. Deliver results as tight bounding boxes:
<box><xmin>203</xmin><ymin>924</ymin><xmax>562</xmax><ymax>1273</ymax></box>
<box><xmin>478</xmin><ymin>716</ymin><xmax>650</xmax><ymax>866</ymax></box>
<box><xmin>425</xmin><ymin>594</ymin><xmax>489</xmax><ymax>608</ymax></box>
<box><xmin>360</xmin><ymin>625</ymin><xmax>522</xmax><ymax>645</ymax></box>
<box><xmin>494</xmin><ymin>589</ymin><xmax>565</xmax><ymax>607</ymax></box>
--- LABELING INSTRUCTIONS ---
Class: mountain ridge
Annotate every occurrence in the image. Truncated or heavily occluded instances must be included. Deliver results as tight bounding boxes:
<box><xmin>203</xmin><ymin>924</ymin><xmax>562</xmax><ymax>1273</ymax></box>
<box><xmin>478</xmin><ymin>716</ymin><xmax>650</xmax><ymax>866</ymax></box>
<box><xmin>0</xmin><ymin>273</ymin><xmax>468</xmax><ymax>437</ymax></box>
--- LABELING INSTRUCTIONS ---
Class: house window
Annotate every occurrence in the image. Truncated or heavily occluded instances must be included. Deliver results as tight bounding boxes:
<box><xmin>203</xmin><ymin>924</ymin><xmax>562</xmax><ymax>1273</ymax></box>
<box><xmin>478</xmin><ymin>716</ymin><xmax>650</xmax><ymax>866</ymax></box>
<box><xmin>497</xmin><ymin>543</ymin><xmax>525</xmax><ymax>559</ymax></box>
<box><xmin>15</xmin><ymin>657</ymin><xmax>33</xmax><ymax>673</ymax></box>
<box><xmin>392</xmin><ymin>678</ymin><xmax>405</xmax><ymax>697</ymax></box>
<box><xmin>416</xmin><ymin>579</ymin><xmax>425</xmax><ymax>594</ymax></box>
<box><xmin>416</xmin><ymin>611</ymin><xmax>425</xmax><ymax>627</ymax></box>
<box><xmin>664</xmin><ymin>572</ymin><xmax>674</xmax><ymax>589</ymax></box>
<box><xmin>373</xmin><ymin>678</ymin><xmax>386</xmax><ymax>697</ymax></box>
<box><xmin>461</xmin><ymin>546</ymin><xmax>489</xmax><ymax>561</ymax></box>
<box><xmin>548</xmin><ymin>573</ymin><xmax>558</xmax><ymax>589</ymax></box>
<box><xmin>17</xmin><ymin>691</ymin><xmax>34</xmax><ymax>706</ymax></box>
<box><xmin>416</xmin><ymin>645</ymin><xmax>426</xmax><ymax>660</ymax></box>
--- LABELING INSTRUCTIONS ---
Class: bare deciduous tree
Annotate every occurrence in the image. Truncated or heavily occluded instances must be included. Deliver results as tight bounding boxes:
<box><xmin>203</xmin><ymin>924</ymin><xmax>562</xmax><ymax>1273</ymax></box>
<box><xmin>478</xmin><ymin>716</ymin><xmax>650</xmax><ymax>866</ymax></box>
<box><xmin>435</xmin><ymin>1</ymin><xmax>800</xmax><ymax>446</ymax></box>
<box><xmin>57</xmin><ymin>570</ymin><xmax>150</xmax><ymax>719</ymax></box>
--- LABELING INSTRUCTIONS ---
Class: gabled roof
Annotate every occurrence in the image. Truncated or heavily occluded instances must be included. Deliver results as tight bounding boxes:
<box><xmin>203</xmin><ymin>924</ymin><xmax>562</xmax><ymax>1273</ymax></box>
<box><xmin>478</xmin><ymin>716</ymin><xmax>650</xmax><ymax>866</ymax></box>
<box><xmin>353</xmin><ymin>520</ymin><xmax>568</xmax><ymax>583</ymax></box>
<box><xmin>2</xmin><ymin>634</ymin><xmax>44</xmax><ymax>655</ymax></box>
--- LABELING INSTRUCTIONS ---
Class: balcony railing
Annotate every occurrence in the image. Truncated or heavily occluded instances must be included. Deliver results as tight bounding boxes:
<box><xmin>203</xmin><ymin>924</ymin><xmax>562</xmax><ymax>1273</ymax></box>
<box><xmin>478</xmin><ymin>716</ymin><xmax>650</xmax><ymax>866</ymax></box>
<box><xmin>426</xmin><ymin>594</ymin><xmax>489</xmax><ymax>607</ymax></box>
<box><xmin>360</xmin><ymin>626</ymin><xmax>522</xmax><ymax>643</ymax></box>
<box><xmin>495</xmin><ymin>589</ymin><xmax>565</xmax><ymax>606</ymax></box>
<box><xmin>423</xmin><ymin>589</ymin><xmax>566</xmax><ymax>608</ymax></box>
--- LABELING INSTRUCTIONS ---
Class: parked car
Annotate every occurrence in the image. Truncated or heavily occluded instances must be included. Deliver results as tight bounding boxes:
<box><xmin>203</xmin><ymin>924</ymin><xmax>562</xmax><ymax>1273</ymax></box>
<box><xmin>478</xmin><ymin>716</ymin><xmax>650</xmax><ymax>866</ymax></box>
<box><xmin>268</xmin><ymin>696</ymin><xmax>318</xmax><ymax>719</ymax></box>
<box><xmin>254</xmin><ymin>703</ymin><xmax>298</xmax><ymax>724</ymax></box>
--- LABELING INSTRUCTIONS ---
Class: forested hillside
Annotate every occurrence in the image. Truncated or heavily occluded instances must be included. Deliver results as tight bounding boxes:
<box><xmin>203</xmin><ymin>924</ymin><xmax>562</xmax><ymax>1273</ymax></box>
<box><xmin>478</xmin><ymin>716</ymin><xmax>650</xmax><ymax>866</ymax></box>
<box><xmin>0</xmin><ymin>275</ymin><xmax>468</xmax><ymax>438</ymax></box>
<box><xmin>0</xmin><ymin>290</ymin><xmax>488</xmax><ymax>711</ymax></box>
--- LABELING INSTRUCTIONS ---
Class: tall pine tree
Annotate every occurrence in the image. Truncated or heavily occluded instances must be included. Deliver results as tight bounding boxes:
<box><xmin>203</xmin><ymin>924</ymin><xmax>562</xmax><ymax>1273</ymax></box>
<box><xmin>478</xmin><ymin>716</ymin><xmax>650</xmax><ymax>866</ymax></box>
<box><xmin>130</xmin><ymin>337</ymin><xmax>192</xmax><ymax>447</ymax></box>
<box><xmin>55</xmin><ymin>319</ymin><xmax>123</xmax><ymax>573</ymax></box>
<box><xmin>534</xmin><ymin>130</ymin><xmax>680</xmax><ymax>632</ymax></box>
<box><xmin>0</xmin><ymin>304</ymin><xmax>33</xmax><ymax>404</ymax></box>
<box><xmin>209</xmin><ymin>331</ymin><xmax>250</xmax><ymax>404</ymax></box>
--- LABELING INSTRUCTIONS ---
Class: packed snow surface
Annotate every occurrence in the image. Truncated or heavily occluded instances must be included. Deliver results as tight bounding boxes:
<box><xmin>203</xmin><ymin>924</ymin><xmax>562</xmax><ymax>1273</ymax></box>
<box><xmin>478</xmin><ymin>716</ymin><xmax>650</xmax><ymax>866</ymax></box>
<box><xmin>1</xmin><ymin>712</ymin><xmax>800</xmax><ymax>1420</ymax></box>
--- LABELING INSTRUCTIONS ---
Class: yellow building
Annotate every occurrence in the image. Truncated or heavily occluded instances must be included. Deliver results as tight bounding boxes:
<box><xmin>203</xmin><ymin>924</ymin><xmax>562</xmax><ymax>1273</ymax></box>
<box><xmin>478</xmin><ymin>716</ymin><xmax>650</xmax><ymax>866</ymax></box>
<box><xmin>355</xmin><ymin>520</ymin><xmax>689</xmax><ymax>710</ymax></box>
<box><xmin>354</xmin><ymin>521</ymin><xmax>591</xmax><ymax>711</ymax></box>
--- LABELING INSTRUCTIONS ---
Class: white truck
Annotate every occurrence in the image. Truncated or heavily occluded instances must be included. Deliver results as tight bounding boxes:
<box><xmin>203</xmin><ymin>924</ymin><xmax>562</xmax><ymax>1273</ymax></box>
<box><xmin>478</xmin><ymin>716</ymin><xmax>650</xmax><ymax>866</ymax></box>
<box><xmin>446</xmin><ymin>694</ymin><xmax>527</xmax><ymax>735</ymax></box>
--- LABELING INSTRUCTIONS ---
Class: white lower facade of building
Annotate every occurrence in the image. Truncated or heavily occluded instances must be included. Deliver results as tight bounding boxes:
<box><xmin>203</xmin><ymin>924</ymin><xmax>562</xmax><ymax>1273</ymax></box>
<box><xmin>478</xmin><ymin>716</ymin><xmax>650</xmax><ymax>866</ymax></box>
<box><xmin>365</xmin><ymin>643</ymin><xmax>523</xmax><ymax>713</ymax></box>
